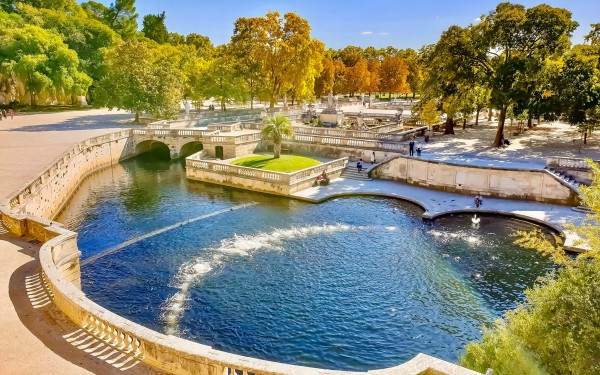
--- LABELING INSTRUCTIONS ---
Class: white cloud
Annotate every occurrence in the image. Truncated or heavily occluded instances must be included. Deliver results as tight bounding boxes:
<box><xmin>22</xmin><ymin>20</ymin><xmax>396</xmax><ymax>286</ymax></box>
<box><xmin>378</xmin><ymin>32</ymin><xmax>389</xmax><ymax>35</ymax></box>
<box><xmin>361</xmin><ymin>31</ymin><xmax>373</xmax><ymax>35</ymax></box>
<box><xmin>474</xmin><ymin>17</ymin><xmax>481</xmax><ymax>23</ymax></box>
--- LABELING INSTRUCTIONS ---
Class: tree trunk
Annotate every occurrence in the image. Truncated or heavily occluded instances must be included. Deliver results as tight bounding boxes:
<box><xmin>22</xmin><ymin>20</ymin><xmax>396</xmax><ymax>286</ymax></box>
<box><xmin>488</xmin><ymin>108</ymin><xmax>493</xmax><ymax>121</ymax></box>
<box><xmin>463</xmin><ymin>118</ymin><xmax>467</xmax><ymax>129</ymax></box>
<box><xmin>475</xmin><ymin>106</ymin><xmax>480</xmax><ymax>126</ymax></box>
<box><xmin>584</xmin><ymin>131</ymin><xmax>588</xmax><ymax>145</ymax></box>
<box><xmin>527</xmin><ymin>111</ymin><xmax>533</xmax><ymax>128</ymax></box>
<box><xmin>412</xmin><ymin>92</ymin><xmax>416</xmax><ymax>99</ymax></box>
<box><xmin>250</xmin><ymin>95</ymin><xmax>254</xmax><ymax>110</ymax></box>
<box><xmin>270</xmin><ymin>97</ymin><xmax>275</xmax><ymax>109</ymax></box>
<box><xmin>135</xmin><ymin>112</ymin><xmax>139</xmax><ymax>123</ymax></box>
<box><xmin>493</xmin><ymin>106</ymin><xmax>507</xmax><ymax>147</ymax></box>
<box><xmin>274</xmin><ymin>142</ymin><xmax>281</xmax><ymax>159</ymax></box>
<box><xmin>444</xmin><ymin>117</ymin><xmax>455</xmax><ymax>135</ymax></box>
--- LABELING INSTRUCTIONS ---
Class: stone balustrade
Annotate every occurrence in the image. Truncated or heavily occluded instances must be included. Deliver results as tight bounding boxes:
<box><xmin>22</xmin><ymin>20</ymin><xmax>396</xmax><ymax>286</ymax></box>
<box><xmin>0</xmin><ymin>129</ymin><xmax>482</xmax><ymax>375</ymax></box>
<box><xmin>187</xmin><ymin>157</ymin><xmax>349</xmax><ymax>194</ymax></box>
<box><xmin>290</xmin><ymin>134</ymin><xmax>408</xmax><ymax>153</ymax></box>
<box><xmin>546</xmin><ymin>157</ymin><xmax>598</xmax><ymax>170</ymax></box>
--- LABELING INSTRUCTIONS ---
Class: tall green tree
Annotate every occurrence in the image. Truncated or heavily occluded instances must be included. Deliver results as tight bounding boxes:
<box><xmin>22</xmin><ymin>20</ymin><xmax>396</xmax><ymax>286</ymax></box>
<box><xmin>142</xmin><ymin>11</ymin><xmax>168</xmax><ymax>44</ymax></box>
<box><xmin>0</xmin><ymin>19</ymin><xmax>91</xmax><ymax>105</ymax></box>
<box><xmin>95</xmin><ymin>39</ymin><xmax>186</xmax><ymax>121</ymax></box>
<box><xmin>423</xmin><ymin>2</ymin><xmax>577</xmax><ymax>146</ymax></box>
<box><xmin>196</xmin><ymin>46</ymin><xmax>244</xmax><ymax>111</ymax></box>
<box><xmin>261</xmin><ymin>115</ymin><xmax>294</xmax><ymax>159</ymax></box>
<box><xmin>81</xmin><ymin>0</ymin><xmax>138</xmax><ymax>39</ymax></box>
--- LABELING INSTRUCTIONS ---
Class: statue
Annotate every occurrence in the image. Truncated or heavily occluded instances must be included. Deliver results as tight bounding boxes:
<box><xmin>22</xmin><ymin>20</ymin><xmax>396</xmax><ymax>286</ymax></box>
<box><xmin>327</xmin><ymin>91</ymin><xmax>334</xmax><ymax>109</ymax></box>
<box><xmin>184</xmin><ymin>99</ymin><xmax>191</xmax><ymax>118</ymax></box>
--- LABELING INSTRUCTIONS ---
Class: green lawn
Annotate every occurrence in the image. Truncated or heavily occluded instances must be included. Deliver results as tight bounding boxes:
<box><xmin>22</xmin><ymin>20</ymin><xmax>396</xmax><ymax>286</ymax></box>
<box><xmin>231</xmin><ymin>155</ymin><xmax>321</xmax><ymax>172</ymax></box>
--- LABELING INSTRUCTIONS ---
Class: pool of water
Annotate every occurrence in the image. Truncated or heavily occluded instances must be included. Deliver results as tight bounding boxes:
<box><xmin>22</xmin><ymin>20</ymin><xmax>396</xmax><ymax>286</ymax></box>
<box><xmin>56</xmin><ymin>153</ymin><xmax>555</xmax><ymax>371</ymax></box>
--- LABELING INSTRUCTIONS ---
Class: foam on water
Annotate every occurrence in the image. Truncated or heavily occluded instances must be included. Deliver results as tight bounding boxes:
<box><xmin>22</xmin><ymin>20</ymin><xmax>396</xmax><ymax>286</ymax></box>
<box><xmin>428</xmin><ymin>229</ymin><xmax>482</xmax><ymax>245</ymax></box>
<box><xmin>162</xmin><ymin>223</ymin><xmax>359</xmax><ymax>334</ymax></box>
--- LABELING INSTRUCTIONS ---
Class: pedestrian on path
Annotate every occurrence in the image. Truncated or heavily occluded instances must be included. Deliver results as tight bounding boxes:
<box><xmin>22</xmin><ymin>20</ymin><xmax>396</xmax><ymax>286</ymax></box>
<box><xmin>409</xmin><ymin>140</ymin><xmax>415</xmax><ymax>156</ymax></box>
<box><xmin>1</xmin><ymin>109</ymin><xmax>6</xmax><ymax>119</ymax></box>
<box><xmin>474</xmin><ymin>194</ymin><xmax>483</xmax><ymax>208</ymax></box>
<box><xmin>416</xmin><ymin>142</ymin><xmax>422</xmax><ymax>157</ymax></box>
<box><xmin>9</xmin><ymin>109</ymin><xmax>14</xmax><ymax>119</ymax></box>
<box><xmin>357</xmin><ymin>159</ymin><xmax>363</xmax><ymax>173</ymax></box>
<box><xmin>370</xmin><ymin>151</ymin><xmax>376</xmax><ymax>165</ymax></box>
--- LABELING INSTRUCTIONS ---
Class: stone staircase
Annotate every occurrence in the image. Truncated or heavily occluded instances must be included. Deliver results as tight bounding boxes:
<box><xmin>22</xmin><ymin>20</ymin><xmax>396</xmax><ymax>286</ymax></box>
<box><xmin>544</xmin><ymin>167</ymin><xmax>587</xmax><ymax>191</ymax></box>
<box><xmin>572</xmin><ymin>205</ymin><xmax>593</xmax><ymax>214</ymax></box>
<box><xmin>340</xmin><ymin>166</ymin><xmax>372</xmax><ymax>181</ymax></box>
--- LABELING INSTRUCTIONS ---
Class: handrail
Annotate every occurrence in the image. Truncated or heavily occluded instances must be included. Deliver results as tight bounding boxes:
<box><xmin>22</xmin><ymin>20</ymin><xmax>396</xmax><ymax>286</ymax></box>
<box><xmin>546</xmin><ymin>157</ymin><xmax>599</xmax><ymax>170</ymax></box>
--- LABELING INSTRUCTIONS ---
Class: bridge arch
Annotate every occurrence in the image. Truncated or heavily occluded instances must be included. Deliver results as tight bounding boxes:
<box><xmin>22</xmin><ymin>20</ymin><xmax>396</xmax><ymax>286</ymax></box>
<box><xmin>179</xmin><ymin>141</ymin><xmax>204</xmax><ymax>159</ymax></box>
<box><xmin>134</xmin><ymin>140</ymin><xmax>171</xmax><ymax>159</ymax></box>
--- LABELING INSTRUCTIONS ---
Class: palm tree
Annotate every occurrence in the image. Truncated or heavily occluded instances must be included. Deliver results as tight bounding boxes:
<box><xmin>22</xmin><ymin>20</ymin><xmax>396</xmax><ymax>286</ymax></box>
<box><xmin>261</xmin><ymin>115</ymin><xmax>295</xmax><ymax>159</ymax></box>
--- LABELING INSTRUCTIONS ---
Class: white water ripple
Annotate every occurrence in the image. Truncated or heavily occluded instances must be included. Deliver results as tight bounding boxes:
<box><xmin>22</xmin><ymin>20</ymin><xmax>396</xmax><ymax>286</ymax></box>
<box><xmin>161</xmin><ymin>223</ymin><xmax>367</xmax><ymax>335</ymax></box>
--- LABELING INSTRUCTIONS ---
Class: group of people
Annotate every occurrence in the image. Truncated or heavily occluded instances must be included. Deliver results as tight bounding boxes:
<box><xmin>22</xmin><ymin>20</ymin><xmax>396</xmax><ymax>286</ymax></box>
<box><xmin>0</xmin><ymin>109</ymin><xmax>14</xmax><ymax>120</ymax></box>
<box><xmin>356</xmin><ymin>152</ymin><xmax>377</xmax><ymax>173</ymax></box>
<box><xmin>408</xmin><ymin>139</ymin><xmax>422</xmax><ymax>157</ymax></box>
<box><xmin>314</xmin><ymin>170</ymin><xmax>330</xmax><ymax>186</ymax></box>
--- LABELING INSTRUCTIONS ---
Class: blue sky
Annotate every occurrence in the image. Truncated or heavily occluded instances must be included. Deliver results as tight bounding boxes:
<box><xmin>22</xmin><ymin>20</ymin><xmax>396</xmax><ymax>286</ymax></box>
<box><xmin>101</xmin><ymin>1</ymin><xmax>599</xmax><ymax>49</ymax></box>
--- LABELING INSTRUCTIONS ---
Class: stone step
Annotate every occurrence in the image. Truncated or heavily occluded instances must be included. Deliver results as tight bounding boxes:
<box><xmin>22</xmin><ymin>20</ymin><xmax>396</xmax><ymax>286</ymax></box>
<box><xmin>571</xmin><ymin>205</ymin><xmax>593</xmax><ymax>214</ymax></box>
<box><xmin>340</xmin><ymin>167</ymin><xmax>372</xmax><ymax>181</ymax></box>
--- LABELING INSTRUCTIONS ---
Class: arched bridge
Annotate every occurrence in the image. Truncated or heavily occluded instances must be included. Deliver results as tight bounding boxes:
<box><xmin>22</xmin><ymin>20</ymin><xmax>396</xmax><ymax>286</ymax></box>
<box><xmin>131</xmin><ymin>128</ymin><xmax>213</xmax><ymax>159</ymax></box>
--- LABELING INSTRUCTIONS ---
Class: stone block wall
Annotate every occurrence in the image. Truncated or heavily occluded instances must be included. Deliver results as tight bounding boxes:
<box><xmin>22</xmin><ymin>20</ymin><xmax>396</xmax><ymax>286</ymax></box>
<box><xmin>372</xmin><ymin>156</ymin><xmax>578</xmax><ymax>205</ymax></box>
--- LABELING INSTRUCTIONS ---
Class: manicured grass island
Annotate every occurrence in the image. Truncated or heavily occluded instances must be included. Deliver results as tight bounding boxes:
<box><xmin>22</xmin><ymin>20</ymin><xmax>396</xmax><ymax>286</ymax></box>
<box><xmin>230</xmin><ymin>155</ymin><xmax>321</xmax><ymax>172</ymax></box>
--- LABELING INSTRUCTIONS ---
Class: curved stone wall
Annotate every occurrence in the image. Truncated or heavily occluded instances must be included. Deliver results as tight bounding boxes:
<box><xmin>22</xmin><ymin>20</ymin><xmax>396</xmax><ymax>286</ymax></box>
<box><xmin>0</xmin><ymin>130</ymin><xmax>481</xmax><ymax>375</ymax></box>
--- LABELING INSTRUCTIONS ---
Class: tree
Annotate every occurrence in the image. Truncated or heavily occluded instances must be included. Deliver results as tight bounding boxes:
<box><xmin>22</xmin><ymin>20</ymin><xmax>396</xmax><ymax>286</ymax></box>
<box><xmin>233</xmin><ymin>11</ymin><xmax>324</xmax><ymax>108</ymax></box>
<box><xmin>462</xmin><ymin>162</ymin><xmax>600</xmax><ymax>375</ymax></box>
<box><xmin>82</xmin><ymin>0</ymin><xmax>138</xmax><ymax>39</ymax></box>
<box><xmin>365</xmin><ymin>58</ymin><xmax>381</xmax><ymax>97</ymax></box>
<box><xmin>185</xmin><ymin>33</ymin><xmax>214</xmax><ymax>60</ymax></box>
<box><xmin>399</xmin><ymin>48</ymin><xmax>424</xmax><ymax>97</ymax></box>
<box><xmin>196</xmin><ymin>49</ymin><xmax>244</xmax><ymax>111</ymax></box>
<box><xmin>423</xmin><ymin>3</ymin><xmax>577</xmax><ymax>147</ymax></box>
<box><xmin>230</xmin><ymin>16</ymin><xmax>267</xmax><ymax>109</ymax></box>
<box><xmin>18</xmin><ymin>4</ymin><xmax>118</xmax><ymax>86</ymax></box>
<box><xmin>0</xmin><ymin>20</ymin><xmax>91</xmax><ymax>105</ymax></box>
<box><xmin>261</xmin><ymin>115</ymin><xmax>294</xmax><ymax>159</ymax></box>
<box><xmin>379</xmin><ymin>56</ymin><xmax>409</xmax><ymax>97</ymax></box>
<box><xmin>343</xmin><ymin>58</ymin><xmax>370</xmax><ymax>97</ymax></box>
<box><xmin>95</xmin><ymin>39</ymin><xmax>186</xmax><ymax>121</ymax></box>
<box><xmin>142</xmin><ymin>11</ymin><xmax>168</xmax><ymax>44</ymax></box>
<box><xmin>314</xmin><ymin>54</ymin><xmax>335</xmax><ymax>97</ymax></box>
<box><xmin>419</xmin><ymin>99</ymin><xmax>440</xmax><ymax>131</ymax></box>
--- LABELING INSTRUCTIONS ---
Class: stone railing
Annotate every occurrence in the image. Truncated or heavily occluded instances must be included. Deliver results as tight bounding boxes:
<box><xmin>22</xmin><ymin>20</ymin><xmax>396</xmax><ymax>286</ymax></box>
<box><xmin>368</xmin><ymin>122</ymin><xmax>405</xmax><ymax>133</ymax></box>
<box><xmin>546</xmin><ymin>157</ymin><xmax>598</xmax><ymax>170</ymax></box>
<box><xmin>187</xmin><ymin>158</ymin><xmax>348</xmax><ymax>187</ymax></box>
<box><xmin>293</xmin><ymin>126</ymin><xmax>425</xmax><ymax>142</ymax></box>
<box><xmin>207</xmin><ymin>122</ymin><xmax>243</xmax><ymax>132</ymax></box>
<box><xmin>289</xmin><ymin>134</ymin><xmax>408</xmax><ymax>153</ymax></box>
<box><xmin>202</xmin><ymin>132</ymin><xmax>261</xmax><ymax>145</ymax></box>
<box><xmin>132</xmin><ymin>128</ymin><xmax>217</xmax><ymax>138</ymax></box>
<box><xmin>0</xmin><ymin>130</ymin><xmax>481</xmax><ymax>375</ymax></box>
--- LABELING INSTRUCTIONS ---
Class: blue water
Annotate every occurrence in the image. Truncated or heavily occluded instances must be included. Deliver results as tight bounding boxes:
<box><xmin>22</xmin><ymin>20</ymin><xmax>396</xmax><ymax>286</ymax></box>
<box><xmin>56</xmin><ymin>154</ymin><xmax>555</xmax><ymax>371</ymax></box>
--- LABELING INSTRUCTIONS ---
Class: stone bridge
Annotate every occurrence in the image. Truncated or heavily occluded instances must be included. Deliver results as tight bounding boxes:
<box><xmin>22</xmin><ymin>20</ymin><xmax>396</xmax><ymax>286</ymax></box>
<box><xmin>132</xmin><ymin>128</ymin><xmax>214</xmax><ymax>159</ymax></box>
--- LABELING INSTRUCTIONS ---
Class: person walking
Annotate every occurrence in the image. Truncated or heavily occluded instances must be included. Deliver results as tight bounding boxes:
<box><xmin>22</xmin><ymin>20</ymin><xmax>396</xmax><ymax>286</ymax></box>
<box><xmin>9</xmin><ymin>109</ymin><xmax>14</xmax><ymax>119</ymax></box>
<box><xmin>1</xmin><ymin>109</ymin><xmax>6</xmax><ymax>119</ymax></box>
<box><xmin>357</xmin><ymin>158</ymin><xmax>363</xmax><ymax>173</ymax></box>
<box><xmin>416</xmin><ymin>142</ymin><xmax>422</xmax><ymax>157</ymax></box>
<box><xmin>409</xmin><ymin>140</ymin><xmax>415</xmax><ymax>156</ymax></box>
<box><xmin>370</xmin><ymin>151</ymin><xmax>376</xmax><ymax>165</ymax></box>
<box><xmin>474</xmin><ymin>194</ymin><xmax>483</xmax><ymax>208</ymax></box>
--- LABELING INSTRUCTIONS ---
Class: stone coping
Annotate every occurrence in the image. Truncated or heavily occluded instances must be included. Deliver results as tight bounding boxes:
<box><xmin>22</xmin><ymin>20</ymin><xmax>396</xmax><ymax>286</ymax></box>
<box><xmin>0</xmin><ymin>130</ymin><xmax>482</xmax><ymax>375</ymax></box>
<box><xmin>291</xmin><ymin>177</ymin><xmax>587</xmax><ymax>252</ymax></box>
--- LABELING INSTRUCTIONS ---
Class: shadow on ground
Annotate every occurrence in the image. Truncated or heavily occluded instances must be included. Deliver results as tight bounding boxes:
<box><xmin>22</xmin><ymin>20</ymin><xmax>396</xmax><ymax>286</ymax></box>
<box><xmin>2</xmin><ymin>113</ymin><xmax>139</xmax><ymax>133</ymax></box>
<box><xmin>5</xmin><ymin>231</ymin><xmax>165</xmax><ymax>374</ymax></box>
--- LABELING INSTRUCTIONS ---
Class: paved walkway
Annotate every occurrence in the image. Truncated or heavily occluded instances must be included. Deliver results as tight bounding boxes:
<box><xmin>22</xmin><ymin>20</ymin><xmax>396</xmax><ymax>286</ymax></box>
<box><xmin>413</xmin><ymin>121</ymin><xmax>600</xmax><ymax>170</ymax></box>
<box><xmin>292</xmin><ymin>176</ymin><xmax>587</xmax><ymax>250</ymax></box>
<box><xmin>0</xmin><ymin>110</ymin><xmax>161</xmax><ymax>374</ymax></box>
